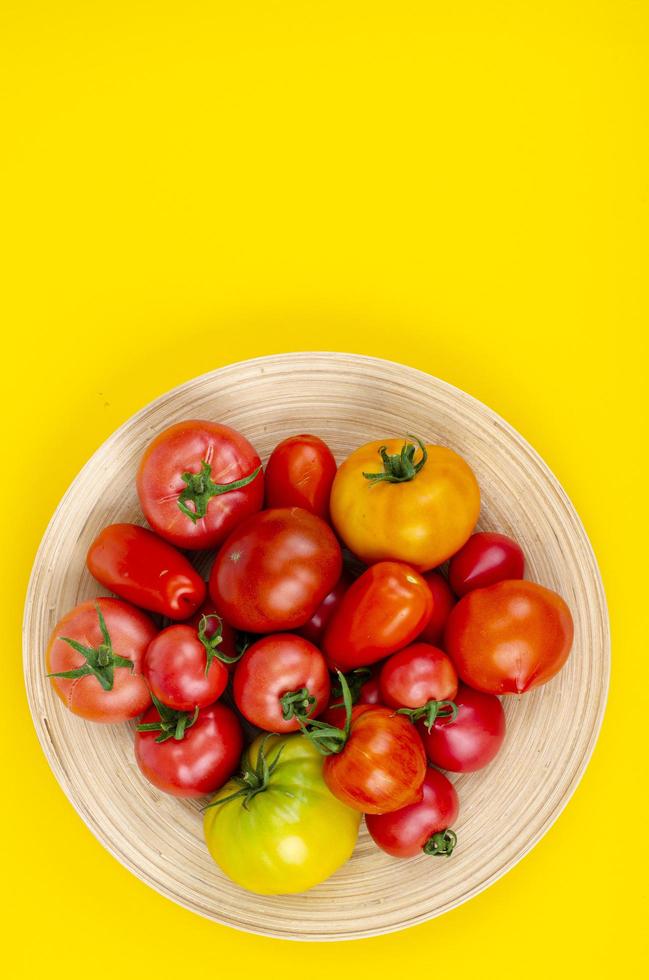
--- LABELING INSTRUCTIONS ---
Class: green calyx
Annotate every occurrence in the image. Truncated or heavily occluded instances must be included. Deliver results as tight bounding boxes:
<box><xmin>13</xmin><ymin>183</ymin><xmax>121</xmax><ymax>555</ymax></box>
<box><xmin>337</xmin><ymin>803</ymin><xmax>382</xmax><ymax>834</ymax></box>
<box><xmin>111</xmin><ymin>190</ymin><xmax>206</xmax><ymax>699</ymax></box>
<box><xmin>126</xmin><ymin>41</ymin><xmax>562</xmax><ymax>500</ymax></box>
<box><xmin>197</xmin><ymin>614</ymin><xmax>243</xmax><ymax>673</ymax></box>
<box><xmin>396</xmin><ymin>699</ymin><xmax>458</xmax><ymax>732</ymax></box>
<box><xmin>330</xmin><ymin>667</ymin><xmax>371</xmax><ymax>707</ymax></box>
<box><xmin>47</xmin><ymin>602</ymin><xmax>134</xmax><ymax>692</ymax></box>
<box><xmin>422</xmin><ymin>829</ymin><xmax>457</xmax><ymax>857</ymax></box>
<box><xmin>136</xmin><ymin>693</ymin><xmax>199</xmax><ymax>743</ymax></box>
<box><xmin>280</xmin><ymin>687</ymin><xmax>317</xmax><ymax>722</ymax></box>
<box><xmin>203</xmin><ymin>734</ymin><xmax>285</xmax><ymax>812</ymax></box>
<box><xmin>362</xmin><ymin>435</ymin><xmax>428</xmax><ymax>485</ymax></box>
<box><xmin>297</xmin><ymin>670</ymin><xmax>352</xmax><ymax>756</ymax></box>
<box><xmin>177</xmin><ymin>459</ymin><xmax>261</xmax><ymax>523</ymax></box>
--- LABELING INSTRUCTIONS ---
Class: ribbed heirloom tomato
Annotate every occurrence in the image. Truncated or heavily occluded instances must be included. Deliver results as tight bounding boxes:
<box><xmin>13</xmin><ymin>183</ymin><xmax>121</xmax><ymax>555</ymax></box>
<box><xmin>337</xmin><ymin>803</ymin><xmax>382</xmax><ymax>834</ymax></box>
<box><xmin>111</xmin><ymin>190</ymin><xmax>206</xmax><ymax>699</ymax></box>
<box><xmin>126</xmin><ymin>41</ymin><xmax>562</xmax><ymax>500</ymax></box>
<box><xmin>264</xmin><ymin>434</ymin><xmax>337</xmax><ymax>519</ymax></box>
<box><xmin>366</xmin><ymin>767</ymin><xmax>460</xmax><ymax>858</ymax></box>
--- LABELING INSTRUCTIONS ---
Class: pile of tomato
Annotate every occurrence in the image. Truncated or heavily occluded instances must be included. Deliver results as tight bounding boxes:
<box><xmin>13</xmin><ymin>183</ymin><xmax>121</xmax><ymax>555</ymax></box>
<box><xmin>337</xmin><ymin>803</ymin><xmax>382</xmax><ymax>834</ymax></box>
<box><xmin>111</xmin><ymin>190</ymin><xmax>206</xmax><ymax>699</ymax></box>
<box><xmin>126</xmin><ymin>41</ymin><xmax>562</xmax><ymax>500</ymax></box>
<box><xmin>46</xmin><ymin>421</ymin><xmax>574</xmax><ymax>895</ymax></box>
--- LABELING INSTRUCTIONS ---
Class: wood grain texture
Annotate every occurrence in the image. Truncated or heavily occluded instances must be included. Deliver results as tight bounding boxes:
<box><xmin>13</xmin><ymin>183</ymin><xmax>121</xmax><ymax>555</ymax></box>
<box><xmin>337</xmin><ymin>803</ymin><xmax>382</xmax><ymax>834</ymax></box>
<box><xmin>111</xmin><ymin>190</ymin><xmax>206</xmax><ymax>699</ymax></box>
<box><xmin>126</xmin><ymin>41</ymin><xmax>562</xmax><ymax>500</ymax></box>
<box><xmin>22</xmin><ymin>352</ymin><xmax>610</xmax><ymax>940</ymax></box>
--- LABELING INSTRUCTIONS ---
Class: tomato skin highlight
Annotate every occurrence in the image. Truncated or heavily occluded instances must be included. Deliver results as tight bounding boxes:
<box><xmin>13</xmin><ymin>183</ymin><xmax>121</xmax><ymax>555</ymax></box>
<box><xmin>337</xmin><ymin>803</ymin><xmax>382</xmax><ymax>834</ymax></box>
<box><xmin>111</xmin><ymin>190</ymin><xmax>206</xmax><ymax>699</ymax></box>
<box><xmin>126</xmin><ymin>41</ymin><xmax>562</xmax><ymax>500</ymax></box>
<box><xmin>420</xmin><ymin>684</ymin><xmax>505</xmax><ymax>772</ymax></box>
<box><xmin>46</xmin><ymin>597</ymin><xmax>155</xmax><ymax>723</ymax></box>
<box><xmin>445</xmin><ymin>579</ymin><xmax>574</xmax><ymax>694</ymax></box>
<box><xmin>448</xmin><ymin>532</ymin><xmax>525</xmax><ymax>597</ymax></box>
<box><xmin>233</xmin><ymin>634</ymin><xmax>331</xmax><ymax>732</ymax></box>
<box><xmin>323</xmin><ymin>706</ymin><xmax>427</xmax><ymax>814</ymax></box>
<box><xmin>143</xmin><ymin>624</ymin><xmax>228</xmax><ymax>712</ymax></box>
<box><xmin>136</xmin><ymin>420</ymin><xmax>263</xmax><ymax>550</ymax></box>
<box><xmin>264</xmin><ymin>434</ymin><xmax>337</xmax><ymax>520</ymax></box>
<box><xmin>86</xmin><ymin>523</ymin><xmax>206</xmax><ymax>620</ymax></box>
<box><xmin>379</xmin><ymin>643</ymin><xmax>458</xmax><ymax>708</ymax></box>
<box><xmin>330</xmin><ymin>439</ymin><xmax>480</xmax><ymax>571</ymax></box>
<box><xmin>135</xmin><ymin>701</ymin><xmax>243</xmax><ymax>797</ymax></box>
<box><xmin>417</xmin><ymin>571</ymin><xmax>455</xmax><ymax>645</ymax></box>
<box><xmin>366</xmin><ymin>768</ymin><xmax>459</xmax><ymax>857</ymax></box>
<box><xmin>210</xmin><ymin>507</ymin><xmax>342</xmax><ymax>633</ymax></box>
<box><xmin>298</xmin><ymin>573</ymin><xmax>351</xmax><ymax>645</ymax></box>
<box><xmin>323</xmin><ymin>561</ymin><xmax>433</xmax><ymax>670</ymax></box>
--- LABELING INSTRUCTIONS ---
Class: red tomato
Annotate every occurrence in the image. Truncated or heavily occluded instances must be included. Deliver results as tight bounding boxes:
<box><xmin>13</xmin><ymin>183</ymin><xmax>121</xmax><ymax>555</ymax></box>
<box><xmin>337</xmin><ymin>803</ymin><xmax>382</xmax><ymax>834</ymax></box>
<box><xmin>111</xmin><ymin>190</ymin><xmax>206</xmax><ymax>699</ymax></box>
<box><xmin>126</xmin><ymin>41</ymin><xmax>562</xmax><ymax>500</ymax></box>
<box><xmin>418</xmin><ymin>571</ymin><xmax>455</xmax><ymax>645</ymax></box>
<box><xmin>233</xmin><ymin>634</ymin><xmax>330</xmax><ymax>732</ymax></box>
<box><xmin>210</xmin><ymin>507</ymin><xmax>342</xmax><ymax>632</ymax></box>
<box><xmin>448</xmin><ymin>532</ymin><xmax>525</xmax><ymax>596</ymax></box>
<box><xmin>298</xmin><ymin>573</ymin><xmax>352</xmax><ymax>645</ymax></box>
<box><xmin>46</xmin><ymin>597</ymin><xmax>154</xmax><ymax>723</ymax></box>
<box><xmin>445</xmin><ymin>580</ymin><xmax>574</xmax><ymax>694</ymax></box>
<box><xmin>323</xmin><ymin>562</ymin><xmax>433</xmax><ymax>670</ymax></box>
<box><xmin>264</xmin><ymin>434</ymin><xmax>337</xmax><ymax>520</ymax></box>
<box><xmin>143</xmin><ymin>615</ymin><xmax>238</xmax><ymax>712</ymax></box>
<box><xmin>366</xmin><ymin>768</ymin><xmax>459</xmax><ymax>858</ymax></box>
<box><xmin>358</xmin><ymin>669</ymin><xmax>382</xmax><ymax>704</ymax></box>
<box><xmin>186</xmin><ymin>596</ymin><xmax>240</xmax><ymax>671</ymax></box>
<box><xmin>136</xmin><ymin>420</ymin><xmax>263</xmax><ymax>550</ymax></box>
<box><xmin>379</xmin><ymin>643</ymin><xmax>458</xmax><ymax>714</ymax></box>
<box><xmin>135</xmin><ymin>700</ymin><xmax>243</xmax><ymax>797</ymax></box>
<box><xmin>87</xmin><ymin>523</ymin><xmax>205</xmax><ymax>619</ymax></box>
<box><xmin>421</xmin><ymin>684</ymin><xmax>505</xmax><ymax>772</ymax></box>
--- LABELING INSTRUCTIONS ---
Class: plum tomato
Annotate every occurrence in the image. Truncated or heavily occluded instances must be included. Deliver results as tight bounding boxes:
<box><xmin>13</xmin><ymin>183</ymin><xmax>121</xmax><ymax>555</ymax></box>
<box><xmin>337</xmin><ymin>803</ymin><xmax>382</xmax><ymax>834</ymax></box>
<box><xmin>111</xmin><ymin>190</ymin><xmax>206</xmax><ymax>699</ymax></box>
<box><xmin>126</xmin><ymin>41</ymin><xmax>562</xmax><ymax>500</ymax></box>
<box><xmin>448</xmin><ymin>531</ymin><xmax>525</xmax><ymax>597</ymax></box>
<box><xmin>264</xmin><ymin>434</ymin><xmax>337</xmax><ymax>520</ymax></box>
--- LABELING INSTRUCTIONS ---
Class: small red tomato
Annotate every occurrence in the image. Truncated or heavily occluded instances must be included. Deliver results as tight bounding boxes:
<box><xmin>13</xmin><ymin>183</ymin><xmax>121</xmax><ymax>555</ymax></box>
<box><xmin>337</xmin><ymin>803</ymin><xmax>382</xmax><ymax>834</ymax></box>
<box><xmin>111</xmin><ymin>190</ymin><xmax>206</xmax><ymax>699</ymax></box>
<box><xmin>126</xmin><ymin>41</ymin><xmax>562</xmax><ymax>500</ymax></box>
<box><xmin>421</xmin><ymin>684</ymin><xmax>505</xmax><ymax>772</ymax></box>
<box><xmin>366</xmin><ymin>768</ymin><xmax>459</xmax><ymax>858</ymax></box>
<box><xmin>233</xmin><ymin>634</ymin><xmax>330</xmax><ymax>732</ymax></box>
<box><xmin>298</xmin><ymin>573</ymin><xmax>352</xmax><ymax>645</ymax></box>
<box><xmin>186</xmin><ymin>595</ymin><xmax>240</xmax><ymax>670</ymax></box>
<box><xmin>358</xmin><ymin>668</ymin><xmax>382</xmax><ymax>705</ymax></box>
<box><xmin>264</xmin><ymin>434</ymin><xmax>337</xmax><ymax>520</ymax></box>
<box><xmin>210</xmin><ymin>507</ymin><xmax>342</xmax><ymax>633</ymax></box>
<box><xmin>418</xmin><ymin>571</ymin><xmax>455</xmax><ymax>645</ymax></box>
<box><xmin>445</xmin><ymin>579</ymin><xmax>574</xmax><ymax>694</ymax></box>
<box><xmin>379</xmin><ymin>643</ymin><xmax>458</xmax><ymax>713</ymax></box>
<box><xmin>135</xmin><ymin>701</ymin><xmax>243</xmax><ymax>797</ymax></box>
<box><xmin>46</xmin><ymin>598</ymin><xmax>155</xmax><ymax>723</ymax></box>
<box><xmin>136</xmin><ymin>420</ymin><xmax>263</xmax><ymax>550</ymax></box>
<box><xmin>448</xmin><ymin>531</ymin><xmax>525</xmax><ymax>596</ymax></box>
<box><xmin>323</xmin><ymin>561</ymin><xmax>433</xmax><ymax>671</ymax></box>
<box><xmin>87</xmin><ymin>523</ymin><xmax>206</xmax><ymax>619</ymax></box>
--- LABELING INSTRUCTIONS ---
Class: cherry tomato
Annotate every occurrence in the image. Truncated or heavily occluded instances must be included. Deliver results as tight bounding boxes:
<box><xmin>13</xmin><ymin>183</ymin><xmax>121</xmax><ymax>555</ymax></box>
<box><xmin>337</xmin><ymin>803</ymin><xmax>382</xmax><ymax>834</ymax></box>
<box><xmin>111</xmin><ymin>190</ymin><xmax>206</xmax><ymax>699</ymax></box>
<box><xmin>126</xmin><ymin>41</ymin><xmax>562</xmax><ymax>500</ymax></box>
<box><xmin>210</xmin><ymin>507</ymin><xmax>342</xmax><ymax>632</ymax></box>
<box><xmin>135</xmin><ymin>700</ymin><xmax>243</xmax><ymax>797</ymax></box>
<box><xmin>87</xmin><ymin>523</ymin><xmax>205</xmax><ymax>620</ymax></box>
<box><xmin>445</xmin><ymin>580</ymin><xmax>574</xmax><ymax>694</ymax></box>
<box><xmin>379</xmin><ymin>643</ymin><xmax>458</xmax><ymax>710</ymax></box>
<box><xmin>323</xmin><ymin>561</ymin><xmax>433</xmax><ymax>670</ymax></box>
<box><xmin>136</xmin><ymin>420</ymin><xmax>263</xmax><ymax>550</ymax></box>
<box><xmin>448</xmin><ymin>531</ymin><xmax>525</xmax><ymax>596</ymax></box>
<box><xmin>264</xmin><ymin>434</ymin><xmax>337</xmax><ymax>520</ymax></box>
<box><xmin>186</xmin><ymin>595</ymin><xmax>240</xmax><ymax>671</ymax></box>
<box><xmin>233</xmin><ymin>634</ymin><xmax>330</xmax><ymax>732</ymax></box>
<box><xmin>46</xmin><ymin>597</ymin><xmax>155</xmax><ymax>723</ymax></box>
<box><xmin>143</xmin><ymin>615</ymin><xmax>239</xmax><ymax>712</ymax></box>
<box><xmin>420</xmin><ymin>684</ymin><xmax>505</xmax><ymax>772</ymax></box>
<box><xmin>298</xmin><ymin>573</ymin><xmax>352</xmax><ymax>645</ymax></box>
<box><xmin>418</xmin><ymin>571</ymin><xmax>455</xmax><ymax>645</ymax></box>
<box><xmin>358</xmin><ymin>667</ymin><xmax>382</xmax><ymax>704</ymax></box>
<box><xmin>366</xmin><ymin>768</ymin><xmax>459</xmax><ymax>858</ymax></box>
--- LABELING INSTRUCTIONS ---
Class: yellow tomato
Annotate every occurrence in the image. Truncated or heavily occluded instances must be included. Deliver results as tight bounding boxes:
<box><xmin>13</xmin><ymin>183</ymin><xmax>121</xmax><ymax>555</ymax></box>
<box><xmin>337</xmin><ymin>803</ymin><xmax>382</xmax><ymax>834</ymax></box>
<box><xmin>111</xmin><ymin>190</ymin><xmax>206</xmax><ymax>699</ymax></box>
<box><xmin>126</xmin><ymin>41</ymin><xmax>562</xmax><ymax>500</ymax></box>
<box><xmin>330</xmin><ymin>437</ymin><xmax>480</xmax><ymax>571</ymax></box>
<box><xmin>203</xmin><ymin>733</ymin><xmax>361</xmax><ymax>895</ymax></box>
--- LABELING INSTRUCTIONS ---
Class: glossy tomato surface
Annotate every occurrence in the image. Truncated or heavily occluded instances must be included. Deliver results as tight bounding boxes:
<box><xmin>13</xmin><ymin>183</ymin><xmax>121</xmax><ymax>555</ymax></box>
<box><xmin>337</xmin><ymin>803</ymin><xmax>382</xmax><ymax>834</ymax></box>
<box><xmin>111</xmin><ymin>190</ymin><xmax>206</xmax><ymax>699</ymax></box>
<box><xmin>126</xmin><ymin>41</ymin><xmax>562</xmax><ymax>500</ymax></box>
<box><xmin>323</xmin><ymin>561</ymin><xmax>433</xmax><ymax>670</ymax></box>
<box><xmin>448</xmin><ymin>531</ymin><xmax>525</xmax><ymax>596</ymax></box>
<box><xmin>445</xmin><ymin>579</ymin><xmax>574</xmax><ymax>694</ymax></box>
<box><xmin>421</xmin><ymin>684</ymin><xmax>505</xmax><ymax>772</ymax></box>
<box><xmin>46</xmin><ymin>597</ymin><xmax>155</xmax><ymax>723</ymax></box>
<box><xmin>366</xmin><ymin>767</ymin><xmax>459</xmax><ymax>857</ymax></box>
<box><xmin>143</xmin><ymin>623</ymin><xmax>228</xmax><ymax>711</ymax></box>
<box><xmin>210</xmin><ymin>507</ymin><xmax>342</xmax><ymax>632</ymax></box>
<box><xmin>417</xmin><ymin>571</ymin><xmax>455</xmax><ymax>645</ymax></box>
<box><xmin>264</xmin><ymin>434</ymin><xmax>337</xmax><ymax>520</ymax></box>
<box><xmin>137</xmin><ymin>420</ymin><xmax>263</xmax><ymax>550</ymax></box>
<box><xmin>379</xmin><ymin>643</ymin><xmax>458</xmax><ymax>708</ymax></box>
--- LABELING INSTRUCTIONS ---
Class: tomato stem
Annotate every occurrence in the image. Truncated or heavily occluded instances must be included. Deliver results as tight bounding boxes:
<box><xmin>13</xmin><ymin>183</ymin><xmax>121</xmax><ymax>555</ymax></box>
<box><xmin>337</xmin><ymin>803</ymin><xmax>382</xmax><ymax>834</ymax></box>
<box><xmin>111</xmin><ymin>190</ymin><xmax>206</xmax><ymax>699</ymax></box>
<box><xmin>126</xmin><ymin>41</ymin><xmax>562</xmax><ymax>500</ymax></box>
<box><xmin>296</xmin><ymin>670</ymin><xmax>353</xmax><ymax>755</ymax></box>
<box><xmin>422</xmin><ymin>829</ymin><xmax>457</xmax><ymax>857</ymax></box>
<box><xmin>177</xmin><ymin>460</ymin><xmax>261</xmax><ymax>523</ymax></box>
<box><xmin>47</xmin><ymin>602</ymin><xmax>134</xmax><ymax>692</ymax></box>
<box><xmin>280</xmin><ymin>687</ymin><xmax>317</xmax><ymax>721</ymax></box>
<box><xmin>362</xmin><ymin>435</ymin><xmax>428</xmax><ymax>484</ymax></box>
<box><xmin>396</xmin><ymin>699</ymin><xmax>458</xmax><ymax>732</ymax></box>
<box><xmin>136</xmin><ymin>693</ymin><xmax>200</xmax><ymax>743</ymax></box>
<box><xmin>330</xmin><ymin>667</ymin><xmax>371</xmax><ymax>706</ymax></box>
<box><xmin>197</xmin><ymin>614</ymin><xmax>243</xmax><ymax>672</ymax></box>
<box><xmin>203</xmin><ymin>734</ymin><xmax>285</xmax><ymax>811</ymax></box>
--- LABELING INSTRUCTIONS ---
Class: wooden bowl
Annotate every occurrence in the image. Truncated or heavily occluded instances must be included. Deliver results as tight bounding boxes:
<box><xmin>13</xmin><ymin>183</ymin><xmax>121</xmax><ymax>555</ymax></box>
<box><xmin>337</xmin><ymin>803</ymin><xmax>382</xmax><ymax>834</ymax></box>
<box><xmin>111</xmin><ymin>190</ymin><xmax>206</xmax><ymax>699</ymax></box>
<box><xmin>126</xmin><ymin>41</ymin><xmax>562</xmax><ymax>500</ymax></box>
<box><xmin>23</xmin><ymin>352</ymin><xmax>609</xmax><ymax>940</ymax></box>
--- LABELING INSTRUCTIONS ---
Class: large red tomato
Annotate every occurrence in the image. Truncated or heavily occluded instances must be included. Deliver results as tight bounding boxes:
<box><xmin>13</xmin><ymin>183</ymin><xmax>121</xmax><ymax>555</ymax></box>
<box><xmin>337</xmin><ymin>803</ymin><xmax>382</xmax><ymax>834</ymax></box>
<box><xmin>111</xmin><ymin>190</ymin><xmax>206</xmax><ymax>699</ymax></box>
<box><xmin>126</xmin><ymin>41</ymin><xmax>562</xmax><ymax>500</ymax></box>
<box><xmin>137</xmin><ymin>420</ymin><xmax>263</xmax><ymax>550</ymax></box>
<box><xmin>445</xmin><ymin>580</ymin><xmax>574</xmax><ymax>694</ymax></box>
<box><xmin>448</xmin><ymin>531</ymin><xmax>525</xmax><ymax>596</ymax></box>
<box><xmin>323</xmin><ymin>562</ymin><xmax>433</xmax><ymax>670</ymax></box>
<box><xmin>264</xmin><ymin>434</ymin><xmax>337</xmax><ymax>520</ymax></box>
<box><xmin>366</xmin><ymin>768</ymin><xmax>459</xmax><ymax>857</ymax></box>
<box><xmin>420</xmin><ymin>684</ymin><xmax>505</xmax><ymax>772</ymax></box>
<box><xmin>46</xmin><ymin>597</ymin><xmax>155</xmax><ymax>723</ymax></box>
<box><xmin>210</xmin><ymin>507</ymin><xmax>342</xmax><ymax>632</ymax></box>
<box><xmin>233</xmin><ymin>634</ymin><xmax>330</xmax><ymax>732</ymax></box>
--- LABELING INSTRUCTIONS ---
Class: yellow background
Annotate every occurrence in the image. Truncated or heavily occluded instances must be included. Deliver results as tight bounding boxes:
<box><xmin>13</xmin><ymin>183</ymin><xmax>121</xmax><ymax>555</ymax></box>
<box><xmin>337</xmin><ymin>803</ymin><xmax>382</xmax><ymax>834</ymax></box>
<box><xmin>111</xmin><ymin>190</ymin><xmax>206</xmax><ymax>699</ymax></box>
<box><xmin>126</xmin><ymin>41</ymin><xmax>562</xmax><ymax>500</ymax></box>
<box><xmin>1</xmin><ymin>2</ymin><xmax>647</xmax><ymax>976</ymax></box>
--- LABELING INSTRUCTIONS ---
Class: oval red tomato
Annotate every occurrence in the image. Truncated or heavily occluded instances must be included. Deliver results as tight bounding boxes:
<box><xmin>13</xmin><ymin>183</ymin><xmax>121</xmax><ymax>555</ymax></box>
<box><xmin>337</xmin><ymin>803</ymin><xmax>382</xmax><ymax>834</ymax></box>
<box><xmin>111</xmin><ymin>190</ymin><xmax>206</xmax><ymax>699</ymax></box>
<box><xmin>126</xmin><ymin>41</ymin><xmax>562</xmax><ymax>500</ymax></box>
<box><xmin>417</xmin><ymin>571</ymin><xmax>455</xmax><ymax>645</ymax></box>
<box><xmin>366</xmin><ymin>767</ymin><xmax>459</xmax><ymax>857</ymax></box>
<box><xmin>143</xmin><ymin>617</ymin><xmax>234</xmax><ymax>712</ymax></box>
<box><xmin>233</xmin><ymin>634</ymin><xmax>330</xmax><ymax>732</ymax></box>
<box><xmin>445</xmin><ymin>579</ymin><xmax>574</xmax><ymax>694</ymax></box>
<box><xmin>448</xmin><ymin>531</ymin><xmax>525</xmax><ymax>596</ymax></box>
<box><xmin>379</xmin><ymin>643</ymin><xmax>458</xmax><ymax>709</ymax></box>
<box><xmin>210</xmin><ymin>507</ymin><xmax>342</xmax><ymax>632</ymax></box>
<box><xmin>136</xmin><ymin>420</ymin><xmax>263</xmax><ymax>550</ymax></box>
<box><xmin>46</xmin><ymin>597</ymin><xmax>155</xmax><ymax>723</ymax></box>
<box><xmin>87</xmin><ymin>523</ymin><xmax>206</xmax><ymax>619</ymax></box>
<box><xmin>420</xmin><ymin>684</ymin><xmax>505</xmax><ymax>772</ymax></box>
<box><xmin>264</xmin><ymin>434</ymin><xmax>337</xmax><ymax>520</ymax></box>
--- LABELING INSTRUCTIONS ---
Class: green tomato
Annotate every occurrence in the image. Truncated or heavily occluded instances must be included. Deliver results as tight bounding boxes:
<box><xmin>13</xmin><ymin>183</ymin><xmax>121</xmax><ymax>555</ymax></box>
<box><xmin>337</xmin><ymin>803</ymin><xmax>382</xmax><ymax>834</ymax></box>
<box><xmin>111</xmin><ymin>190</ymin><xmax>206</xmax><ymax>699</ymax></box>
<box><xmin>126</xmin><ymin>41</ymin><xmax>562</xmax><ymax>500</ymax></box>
<box><xmin>203</xmin><ymin>732</ymin><xmax>361</xmax><ymax>894</ymax></box>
